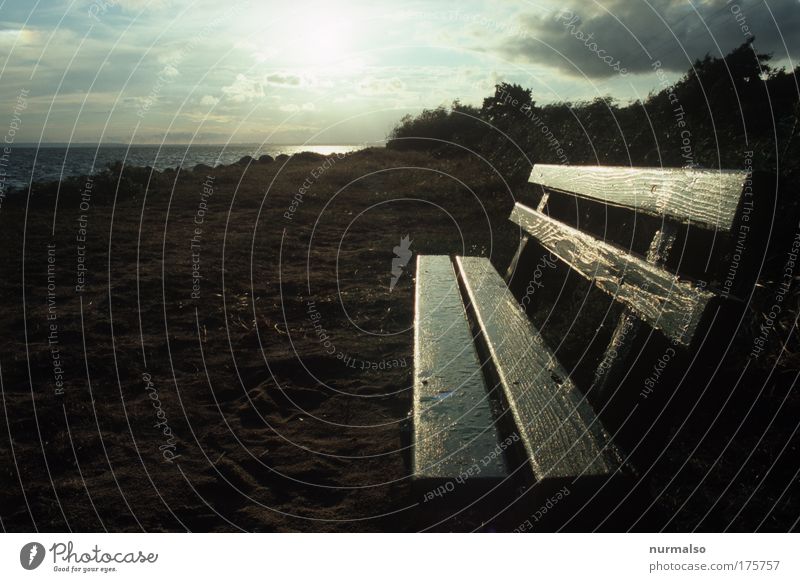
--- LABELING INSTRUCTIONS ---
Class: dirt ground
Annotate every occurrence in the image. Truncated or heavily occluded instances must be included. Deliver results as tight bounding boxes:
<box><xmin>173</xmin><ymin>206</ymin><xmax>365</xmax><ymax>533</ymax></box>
<box><xmin>0</xmin><ymin>148</ymin><xmax>797</xmax><ymax>532</ymax></box>
<box><xmin>0</xmin><ymin>148</ymin><xmax>518</xmax><ymax>531</ymax></box>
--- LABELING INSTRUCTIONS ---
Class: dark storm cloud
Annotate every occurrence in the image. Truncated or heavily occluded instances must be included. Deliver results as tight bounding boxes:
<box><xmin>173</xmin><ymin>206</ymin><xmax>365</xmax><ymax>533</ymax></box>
<box><xmin>499</xmin><ymin>0</ymin><xmax>800</xmax><ymax>78</ymax></box>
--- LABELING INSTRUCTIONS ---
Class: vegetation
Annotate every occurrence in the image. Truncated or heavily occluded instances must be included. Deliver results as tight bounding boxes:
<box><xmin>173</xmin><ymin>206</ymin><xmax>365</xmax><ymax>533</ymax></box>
<box><xmin>388</xmin><ymin>40</ymin><xmax>800</xmax><ymax>179</ymax></box>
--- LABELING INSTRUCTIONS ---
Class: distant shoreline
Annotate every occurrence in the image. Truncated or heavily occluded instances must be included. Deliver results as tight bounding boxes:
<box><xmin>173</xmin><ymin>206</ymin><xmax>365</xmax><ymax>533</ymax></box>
<box><xmin>0</xmin><ymin>143</ymin><xmax>378</xmax><ymax>190</ymax></box>
<box><xmin>8</xmin><ymin>142</ymin><xmax>385</xmax><ymax>148</ymax></box>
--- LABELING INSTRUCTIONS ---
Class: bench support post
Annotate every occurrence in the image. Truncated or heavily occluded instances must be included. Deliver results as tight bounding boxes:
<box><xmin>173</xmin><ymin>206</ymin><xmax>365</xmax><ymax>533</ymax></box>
<box><xmin>590</xmin><ymin>225</ymin><xmax>677</xmax><ymax>404</ymax></box>
<box><xmin>506</xmin><ymin>193</ymin><xmax>549</xmax><ymax>283</ymax></box>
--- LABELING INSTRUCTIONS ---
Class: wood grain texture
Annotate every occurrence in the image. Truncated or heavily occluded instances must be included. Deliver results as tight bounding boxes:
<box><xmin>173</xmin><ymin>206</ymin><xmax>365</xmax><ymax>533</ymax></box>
<box><xmin>413</xmin><ymin>255</ymin><xmax>508</xmax><ymax>481</ymax></box>
<box><xmin>530</xmin><ymin>164</ymin><xmax>749</xmax><ymax>231</ymax></box>
<box><xmin>456</xmin><ymin>256</ymin><xmax>624</xmax><ymax>481</ymax></box>
<box><xmin>510</xmin><ymin>203</ymin><xmax>714</xmax><ymax>345</ymax></box>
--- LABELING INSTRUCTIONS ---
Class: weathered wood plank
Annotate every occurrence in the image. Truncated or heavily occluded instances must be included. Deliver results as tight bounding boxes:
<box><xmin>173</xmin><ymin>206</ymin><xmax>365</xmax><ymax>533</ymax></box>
<box><xmin>510</xmin><ymin>203</ymin><xmax>714</xmax><ymax>345</ymax></box>
<box><xmin>413</xmin><ymin>255</ymin><xmax>508</xmax><ymax>482</ymax></box>
<box><xmin>530</xmin><ymin>164</ymin><xmax>749</xmax><ymax>231</ymax></box>
<box><xmin>456</xmin><ymin>256</ymin><xmax>624</xmax><ymax>481</ymax></box>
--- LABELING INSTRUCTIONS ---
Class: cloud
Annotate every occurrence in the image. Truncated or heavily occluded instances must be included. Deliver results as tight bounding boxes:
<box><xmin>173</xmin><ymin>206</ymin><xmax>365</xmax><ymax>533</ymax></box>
<box><xmin>279</xmin><ymin>102</ymin><xmax>316</xmax><ymax>112</ymax></box>
<box><xmin>357</xmin><ymin>76</ymin><xmax>406</xmax><ymax>95</ymax></box>
<box><xmin>493</xmin><ymin>0</ymin><xmax>800</xmax><ymax>78</ymax></box>
<box><xmin>199</xmin><ymin>95</ymin><xmax>219</xmax><ymax>106</ymax></box>
<box><xmin>220</xmin><ymin>72</ymin><xmax>310</xmax><ymax>103</ymax></box>
<box><xmin>221</xmin><ymin>73</ymin><xmax>264</xmax><ymax>102</ymax></box>
<box><xmin>0</xmin><ymin>27</ymin><xmax>42</xmax><ymax>46</ymax></box>
<box><xmin>104</xmin><ymin>0</ymin><xmax>170</xmax><ymax>9</ymax></box>
<box><xmin>160</xmin><ymin>64</ymin><xmax>179</xmax><ymax>79</ymax></box>
<box><xmin>266</xmin><ymin>73</ymin><xmax>302</xmax><ymax>86</ymax></box>
<box><xmin>86</xmin><ymin>0</ymin><xmax>171</xmax><ymax>21</ymax></box>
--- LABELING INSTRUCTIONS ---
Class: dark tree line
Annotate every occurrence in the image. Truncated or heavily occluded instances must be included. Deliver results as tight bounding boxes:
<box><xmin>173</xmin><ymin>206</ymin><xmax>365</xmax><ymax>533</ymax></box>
<box><xmin>388</xmin><ymin>40</ymin><xmax>800</xmax><ymax>184</ymax></box>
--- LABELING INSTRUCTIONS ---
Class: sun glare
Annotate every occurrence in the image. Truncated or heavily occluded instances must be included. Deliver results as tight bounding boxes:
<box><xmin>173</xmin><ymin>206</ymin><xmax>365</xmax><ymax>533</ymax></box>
<box><xmin>283</xmin><ymin>7</ymin><xmax>355</xmax><ymax>66</ymax></box>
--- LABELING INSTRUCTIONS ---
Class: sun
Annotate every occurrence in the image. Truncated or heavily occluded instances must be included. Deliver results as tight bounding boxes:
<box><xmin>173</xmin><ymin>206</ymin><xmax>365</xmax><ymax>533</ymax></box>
<box><xmin>245</xmin><ymin>2</ymin><xmax>362</xmax><ymax>70</ymax></box>
<box><xmin>283</xmin><ymin>6</ymin><xmax>355</xmax><ymax>66</ymax></box>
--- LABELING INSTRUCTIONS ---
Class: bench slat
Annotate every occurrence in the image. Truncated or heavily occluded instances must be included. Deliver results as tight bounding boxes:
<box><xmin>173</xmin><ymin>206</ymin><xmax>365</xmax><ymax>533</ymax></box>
<box><xmin>530</xmin><ymin>164</ymin><xmax>748</xmax><ymax>231</ymax></box>
<box><xmin>456</xmin><ymin>256</ymin><xmax>623</xmax><ymax>481</ymax></box>
<box><xmin>413</xmin><ymin>255</ymin><xmax>508</xmax><ymax>482</ymax></box>
<box><xmin>510</xmin><ymin>203</ymin><xmax>714</xmax><ymax>345</ymax></box>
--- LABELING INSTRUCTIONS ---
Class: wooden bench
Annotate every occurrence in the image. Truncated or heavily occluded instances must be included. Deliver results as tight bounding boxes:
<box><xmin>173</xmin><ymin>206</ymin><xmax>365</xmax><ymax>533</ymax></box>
<box><xmin>411</xmin><ymin>163</ymin><xmax>754</xmax><ymax>529</ymax></box>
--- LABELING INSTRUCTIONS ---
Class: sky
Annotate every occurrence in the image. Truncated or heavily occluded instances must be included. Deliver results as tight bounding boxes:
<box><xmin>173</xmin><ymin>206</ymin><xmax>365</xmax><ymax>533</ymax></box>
<box><xmin>0</xmin><ymin>0</ymin><xmax>798</xmax><ymax>144</ymax></box>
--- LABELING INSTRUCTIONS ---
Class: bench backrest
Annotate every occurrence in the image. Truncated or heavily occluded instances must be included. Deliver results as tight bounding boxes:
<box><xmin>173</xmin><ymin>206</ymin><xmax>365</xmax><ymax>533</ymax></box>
<box><xmin>507</xmin><ymin>163</ymin><xmax>752</xmax><ymax>402</ymax></box>
<box><xmin>529</xmin><ymin>164</ymin><xmax>748</xmax><ymax>231</ymax></box>
<box><xmin>510</xmin><ymin>164</ymin><xmax>750</xmax><ymax>341</ymax></box>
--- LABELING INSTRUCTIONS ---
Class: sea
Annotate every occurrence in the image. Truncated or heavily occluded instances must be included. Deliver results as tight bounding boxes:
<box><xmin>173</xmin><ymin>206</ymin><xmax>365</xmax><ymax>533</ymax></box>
<box><xmin>0</xmin><ymin>143</ymin><xmax>368</xmax><ymax>190</ymax></box>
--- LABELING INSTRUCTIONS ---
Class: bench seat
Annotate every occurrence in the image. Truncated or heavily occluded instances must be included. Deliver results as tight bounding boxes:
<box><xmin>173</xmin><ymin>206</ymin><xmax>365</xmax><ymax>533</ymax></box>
<box><xmin>412</xmin><ymin>254</ymin><xmax>623</xmax><ymax>492</ymax></box>
<box><xmin>456</xmin><ymin>256</ymin><xmax>625</xmax><ymax>481</ymax></box>
<box><xmin>413</xmin><ymin>255</ymin><xmax>508</xmax><ymax>487</ymax></box>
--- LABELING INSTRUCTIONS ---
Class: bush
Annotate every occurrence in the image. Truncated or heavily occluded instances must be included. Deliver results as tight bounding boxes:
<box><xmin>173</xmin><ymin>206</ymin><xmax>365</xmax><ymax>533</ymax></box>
<box><xmin>387</xmin><ymin>42</ymin><xmax>799</xmax><ymax>181</ymax></box>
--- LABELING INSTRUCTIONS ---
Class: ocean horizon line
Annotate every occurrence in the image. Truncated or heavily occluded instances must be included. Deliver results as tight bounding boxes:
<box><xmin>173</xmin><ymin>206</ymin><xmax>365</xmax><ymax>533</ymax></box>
<box><xmin>10</xmin><ymin>142</ymin><xmax>384</xmax><ymax>148</ymax></box>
